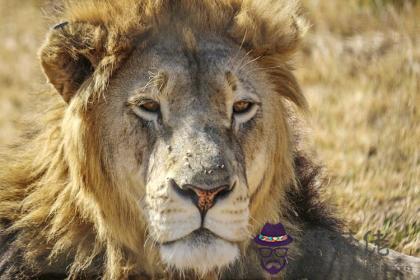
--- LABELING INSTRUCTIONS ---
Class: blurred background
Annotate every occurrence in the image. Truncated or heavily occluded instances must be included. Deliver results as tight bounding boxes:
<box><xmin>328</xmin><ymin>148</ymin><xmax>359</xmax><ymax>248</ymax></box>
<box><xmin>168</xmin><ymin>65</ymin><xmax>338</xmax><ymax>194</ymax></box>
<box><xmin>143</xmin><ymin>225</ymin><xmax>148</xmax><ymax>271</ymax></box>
<box><xmin>0</xmin><ymin>0</ymin><xmax>418</xmax><ymax>256</ymax></box>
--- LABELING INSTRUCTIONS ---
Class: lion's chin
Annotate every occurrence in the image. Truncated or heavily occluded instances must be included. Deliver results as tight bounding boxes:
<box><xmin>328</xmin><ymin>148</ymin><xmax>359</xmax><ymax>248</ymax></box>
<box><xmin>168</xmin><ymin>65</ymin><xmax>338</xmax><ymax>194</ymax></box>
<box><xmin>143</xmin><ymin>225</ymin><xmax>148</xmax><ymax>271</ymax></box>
<box><xmin>159</xmin><ymin>229</ymin><xmax>239</xmax><ymax>275</ymax></box>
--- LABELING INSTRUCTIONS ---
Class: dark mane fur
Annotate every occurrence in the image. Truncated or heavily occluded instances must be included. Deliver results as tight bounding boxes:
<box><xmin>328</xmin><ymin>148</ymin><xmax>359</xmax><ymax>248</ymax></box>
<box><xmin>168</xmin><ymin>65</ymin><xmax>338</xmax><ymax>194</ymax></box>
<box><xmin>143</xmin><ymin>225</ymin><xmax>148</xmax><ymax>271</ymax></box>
<box><xmin>287</xmin><ymin>154</ymin><xmax>342</xmax><ymax>231</ymax></box>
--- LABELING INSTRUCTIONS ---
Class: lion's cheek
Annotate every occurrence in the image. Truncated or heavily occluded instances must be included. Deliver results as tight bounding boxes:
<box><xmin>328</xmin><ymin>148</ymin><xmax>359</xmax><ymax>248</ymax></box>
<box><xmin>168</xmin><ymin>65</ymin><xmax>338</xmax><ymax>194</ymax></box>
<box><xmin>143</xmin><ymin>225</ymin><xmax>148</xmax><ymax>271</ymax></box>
<box><xmin>246</xmin><ymin>147</ymin><xmax>269</xmax><ymax>196</ymax></box>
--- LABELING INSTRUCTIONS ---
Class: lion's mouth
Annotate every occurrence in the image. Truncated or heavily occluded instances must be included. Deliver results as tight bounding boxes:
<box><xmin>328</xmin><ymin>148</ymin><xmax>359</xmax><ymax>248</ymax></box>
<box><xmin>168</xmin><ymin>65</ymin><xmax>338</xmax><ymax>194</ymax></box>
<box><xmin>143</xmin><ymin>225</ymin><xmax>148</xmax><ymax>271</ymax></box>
<box><xmin>161</xmin><ymin>228</ymin><xmax>227</xmax><ymax>246</ymax></box>
<box><xmin>159</xmin><ymin>228</ymin><xmax>240</xmax><ymax>273</ymax></box>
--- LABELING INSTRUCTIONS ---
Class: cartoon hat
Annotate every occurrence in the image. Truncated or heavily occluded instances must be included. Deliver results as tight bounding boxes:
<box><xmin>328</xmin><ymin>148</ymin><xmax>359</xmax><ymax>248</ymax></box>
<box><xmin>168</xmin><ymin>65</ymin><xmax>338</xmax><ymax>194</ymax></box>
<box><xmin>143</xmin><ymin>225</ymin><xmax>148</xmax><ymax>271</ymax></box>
<box><xmin>254</xmin><ymin>223</ymin><xmax>293</xmax><ymax>247</ymax></box>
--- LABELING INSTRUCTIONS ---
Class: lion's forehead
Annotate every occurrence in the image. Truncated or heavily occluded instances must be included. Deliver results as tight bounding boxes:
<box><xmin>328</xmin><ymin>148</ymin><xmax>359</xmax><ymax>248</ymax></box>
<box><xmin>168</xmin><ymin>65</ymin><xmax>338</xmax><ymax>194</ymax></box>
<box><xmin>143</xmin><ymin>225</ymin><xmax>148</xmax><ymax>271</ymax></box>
<box><xmin>123</xmin><ymin>36</ymin><xmax>253</xmax><ymax>91</ymax></box>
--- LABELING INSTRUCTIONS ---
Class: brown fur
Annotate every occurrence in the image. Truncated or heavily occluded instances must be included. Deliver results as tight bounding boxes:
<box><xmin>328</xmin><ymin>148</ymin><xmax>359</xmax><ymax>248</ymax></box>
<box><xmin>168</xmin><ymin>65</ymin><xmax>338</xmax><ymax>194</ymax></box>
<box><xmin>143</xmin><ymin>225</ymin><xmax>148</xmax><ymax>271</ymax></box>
<box><xmin>0</xmin><ymin>1</ymin><xmax>339</xmax><ymax>279</ymax></box>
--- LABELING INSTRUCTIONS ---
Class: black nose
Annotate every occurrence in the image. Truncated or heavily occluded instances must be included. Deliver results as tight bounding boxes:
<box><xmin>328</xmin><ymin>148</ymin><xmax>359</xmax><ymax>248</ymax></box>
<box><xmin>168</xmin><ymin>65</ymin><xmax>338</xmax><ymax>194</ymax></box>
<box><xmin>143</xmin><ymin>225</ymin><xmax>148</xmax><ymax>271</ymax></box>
<box><xmin>171</xmin><ymin>180</ymin><xmax>234</xmax><ymax>216</ymax></box>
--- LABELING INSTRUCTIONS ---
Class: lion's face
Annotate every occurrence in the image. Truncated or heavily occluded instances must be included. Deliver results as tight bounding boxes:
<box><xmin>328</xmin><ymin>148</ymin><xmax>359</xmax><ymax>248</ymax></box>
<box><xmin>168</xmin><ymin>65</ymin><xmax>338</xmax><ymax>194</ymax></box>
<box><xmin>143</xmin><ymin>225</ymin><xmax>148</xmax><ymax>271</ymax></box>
<box><xmin>91</xmin><ymin>34</ymin><xmax>283</xmax><ymax>274</ymax></box>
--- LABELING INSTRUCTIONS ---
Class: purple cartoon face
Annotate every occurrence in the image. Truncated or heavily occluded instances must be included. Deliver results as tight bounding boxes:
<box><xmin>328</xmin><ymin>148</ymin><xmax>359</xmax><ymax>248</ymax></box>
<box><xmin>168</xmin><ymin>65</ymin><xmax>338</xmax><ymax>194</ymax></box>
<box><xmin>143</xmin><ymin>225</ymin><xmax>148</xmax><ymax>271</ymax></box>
<box><xmin>254</xmin><ymin>223</ymin><xmax>293</xmax><ymax>275</ymax></box>
<box><xmin>257</xmin><ymin>246</ymin><xmax>289</xmax><ymax>275</ymax></box>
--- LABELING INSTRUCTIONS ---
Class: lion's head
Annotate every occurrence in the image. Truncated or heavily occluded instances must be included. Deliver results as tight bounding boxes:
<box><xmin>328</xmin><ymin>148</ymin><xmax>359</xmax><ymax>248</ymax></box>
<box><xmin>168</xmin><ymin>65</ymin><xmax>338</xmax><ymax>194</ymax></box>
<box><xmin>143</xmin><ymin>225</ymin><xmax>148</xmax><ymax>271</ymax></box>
<box><xmin>96</xmin><ymin>32</ymin><xmax>300</xmax><ymax>274</ymax></box>
<box><xmin>1</xmin><ymin>0</ymin><xmax>311</xmax><ymax>278</ymax></box>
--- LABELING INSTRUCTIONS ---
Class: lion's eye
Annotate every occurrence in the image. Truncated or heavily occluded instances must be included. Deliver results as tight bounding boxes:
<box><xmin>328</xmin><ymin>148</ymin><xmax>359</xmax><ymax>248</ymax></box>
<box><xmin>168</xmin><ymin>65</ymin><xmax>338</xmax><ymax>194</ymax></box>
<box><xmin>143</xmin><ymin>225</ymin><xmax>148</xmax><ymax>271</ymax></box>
<box><xmin>233</xmin><ymin>101</ymin><xmax>253</xmax><ymax>114</ymax></box>
<box><xmin>129</xmin><ymin>97</ymin><xmax>161</xmax><ymax>122</ymax></box>
<box><xmin>139</xmin><ymin>100</ymin><xmax>160</xmax><ymax>113</ymax></box>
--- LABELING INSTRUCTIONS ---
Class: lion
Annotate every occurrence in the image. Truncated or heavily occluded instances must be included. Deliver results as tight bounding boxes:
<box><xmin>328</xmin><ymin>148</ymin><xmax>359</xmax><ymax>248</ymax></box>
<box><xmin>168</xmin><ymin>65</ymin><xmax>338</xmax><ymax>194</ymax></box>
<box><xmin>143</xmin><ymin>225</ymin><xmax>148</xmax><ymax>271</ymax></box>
<box><xmin>1</xmin><ymin>0</ymin><xmax>418</xmax><ymax>279</ymax></box>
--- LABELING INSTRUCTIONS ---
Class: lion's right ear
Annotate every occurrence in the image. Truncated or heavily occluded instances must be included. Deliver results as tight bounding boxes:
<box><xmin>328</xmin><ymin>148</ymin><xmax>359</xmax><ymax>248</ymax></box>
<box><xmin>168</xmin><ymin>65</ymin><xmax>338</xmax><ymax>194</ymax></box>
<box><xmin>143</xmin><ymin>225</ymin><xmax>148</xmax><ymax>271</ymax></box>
<box><xmin>39</xmin><ymin>22</ymin><xmax>107</xmax><ymax>103</ymax></box>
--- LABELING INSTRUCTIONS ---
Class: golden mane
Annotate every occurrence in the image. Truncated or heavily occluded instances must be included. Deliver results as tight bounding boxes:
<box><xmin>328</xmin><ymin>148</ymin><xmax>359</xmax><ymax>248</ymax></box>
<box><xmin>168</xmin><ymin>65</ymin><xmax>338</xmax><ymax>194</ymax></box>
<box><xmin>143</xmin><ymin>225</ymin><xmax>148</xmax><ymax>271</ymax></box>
<box><xmin>43</xmin><ymin>0</ymin><xmax>308</xmax><ymax>107</ymax></box>
<box><xmin>0</xmin><ymin>1</ymin><xmax>327</xmax><ymax>279</ymax></box>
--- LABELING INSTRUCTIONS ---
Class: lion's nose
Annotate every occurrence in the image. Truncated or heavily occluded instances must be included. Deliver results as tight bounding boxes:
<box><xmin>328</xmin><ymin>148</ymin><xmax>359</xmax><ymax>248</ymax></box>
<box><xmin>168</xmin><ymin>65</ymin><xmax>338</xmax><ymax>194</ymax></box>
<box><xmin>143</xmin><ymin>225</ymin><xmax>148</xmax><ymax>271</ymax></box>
<box><xmin>171</xmin><ymin>180</ymin><xmax>234</xmax><ymax>216</ymax></box>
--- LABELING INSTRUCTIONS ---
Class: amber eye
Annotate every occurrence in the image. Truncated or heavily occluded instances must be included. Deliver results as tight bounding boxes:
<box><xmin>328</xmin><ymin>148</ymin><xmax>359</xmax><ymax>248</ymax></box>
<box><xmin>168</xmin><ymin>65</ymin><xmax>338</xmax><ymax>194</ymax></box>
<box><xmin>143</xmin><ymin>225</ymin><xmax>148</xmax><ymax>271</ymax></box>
<box><xmin>233</xmin><ymin>100</ymin><xmax>253</xmax><ymax>114</ymax></box>
<box><xmin>140</xmin><ymin>100</ymin><xmax>160</xmax><ymax>113</ymax></box>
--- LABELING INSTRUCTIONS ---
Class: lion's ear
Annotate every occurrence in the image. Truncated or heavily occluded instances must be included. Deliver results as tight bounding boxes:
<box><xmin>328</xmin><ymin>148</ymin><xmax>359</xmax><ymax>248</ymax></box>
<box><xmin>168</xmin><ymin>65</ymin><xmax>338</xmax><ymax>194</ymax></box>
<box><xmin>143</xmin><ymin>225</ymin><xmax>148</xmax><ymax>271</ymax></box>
<box><xmin>229</xmin><ymin>0</ymin><xmax>308</xmax><ymax>56</ymax></box>
<box><xmin>228</xmin><ymin>1</ymin><xmax>308</xmax><ymax>109</ymax></box>
<box><xmin>39</xmin><ymin>22</ymin><xmax>107</xmax><ymax>103</ymax></box>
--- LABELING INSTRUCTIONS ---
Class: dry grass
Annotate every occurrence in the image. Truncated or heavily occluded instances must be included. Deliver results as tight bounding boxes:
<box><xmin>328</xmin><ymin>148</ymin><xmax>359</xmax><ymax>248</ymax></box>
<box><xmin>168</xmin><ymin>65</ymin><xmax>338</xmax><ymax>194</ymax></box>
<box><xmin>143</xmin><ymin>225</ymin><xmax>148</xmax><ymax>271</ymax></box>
<box><xmin>299</xmin><ymin>0</ymin><xmax>419</xmax><ymax>256</ymax></box>
<box><xmin>0</xmin><ymin>0</ymin><xmax>418</xmax><ymax>256</ymax></box>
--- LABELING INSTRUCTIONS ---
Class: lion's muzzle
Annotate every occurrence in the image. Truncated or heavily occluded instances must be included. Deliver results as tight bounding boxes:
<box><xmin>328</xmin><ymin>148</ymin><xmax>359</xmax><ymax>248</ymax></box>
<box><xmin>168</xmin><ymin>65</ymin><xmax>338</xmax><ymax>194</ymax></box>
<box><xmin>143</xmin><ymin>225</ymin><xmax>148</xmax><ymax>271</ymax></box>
<box><xmin>171</xmin><ymin>180</ymin><xmax>235</xmax><ymax>220</ymax></box>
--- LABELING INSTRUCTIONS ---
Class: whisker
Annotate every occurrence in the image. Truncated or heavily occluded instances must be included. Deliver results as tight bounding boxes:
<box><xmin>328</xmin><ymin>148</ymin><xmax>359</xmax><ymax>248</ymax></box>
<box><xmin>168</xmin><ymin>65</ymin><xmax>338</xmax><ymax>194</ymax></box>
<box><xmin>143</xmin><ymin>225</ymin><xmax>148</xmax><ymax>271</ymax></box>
<box><xmin>251</xmin><ymin>65</ymin><xmax>285</xmax><ymax>72</ymax></box>
<box><xmin>229</xmin><ymin>28</ymin><xmax>248</xmax><ymax>67</ymax></box>
<box><xmin>234</xmin><ymin>49</ymin><xmax>254</xmax><ymax>72</ymax></box>
<box><xmin>248</xmin><ymin>214</ymin><xmax>258</xmax><ymax>224</ymax></box>
<box><xmin>238</xmin><ymin>55</ymin><xmax>263</xmax><ymax>72</ymax></box>
<box><xmin>139</xmin><ymin>70</ymin><xmax>158</xmax><ymax>92</ymax></box>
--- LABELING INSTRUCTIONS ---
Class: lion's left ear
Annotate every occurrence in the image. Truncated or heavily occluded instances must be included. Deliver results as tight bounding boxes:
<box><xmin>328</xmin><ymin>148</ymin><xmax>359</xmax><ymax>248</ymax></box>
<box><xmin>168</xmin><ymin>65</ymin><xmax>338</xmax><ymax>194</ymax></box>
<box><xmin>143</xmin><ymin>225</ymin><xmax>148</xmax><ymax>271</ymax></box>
<box><xmin>229</xmin><ymin>0</ymin><xmax>308</xmax><ymax>56</ymax></box>
<box><xmin>39</xmin><ymin>22</ymin><xmax>107</xmax><ymax>103</ymax></box>
<box><xmin>228</xmin><ymin>0</ymin><xmax>308</xmax><ymax>109</ymax></box>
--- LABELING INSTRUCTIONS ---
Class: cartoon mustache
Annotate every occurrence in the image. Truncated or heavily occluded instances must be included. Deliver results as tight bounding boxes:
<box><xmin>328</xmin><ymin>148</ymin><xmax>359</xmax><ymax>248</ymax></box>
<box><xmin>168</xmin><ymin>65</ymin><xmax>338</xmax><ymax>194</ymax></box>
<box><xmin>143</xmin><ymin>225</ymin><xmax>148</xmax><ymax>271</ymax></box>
<box><xmin>261</xmin><ymin>258</ymin><xmax>287</xmax><ymax>274</ymax></box>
